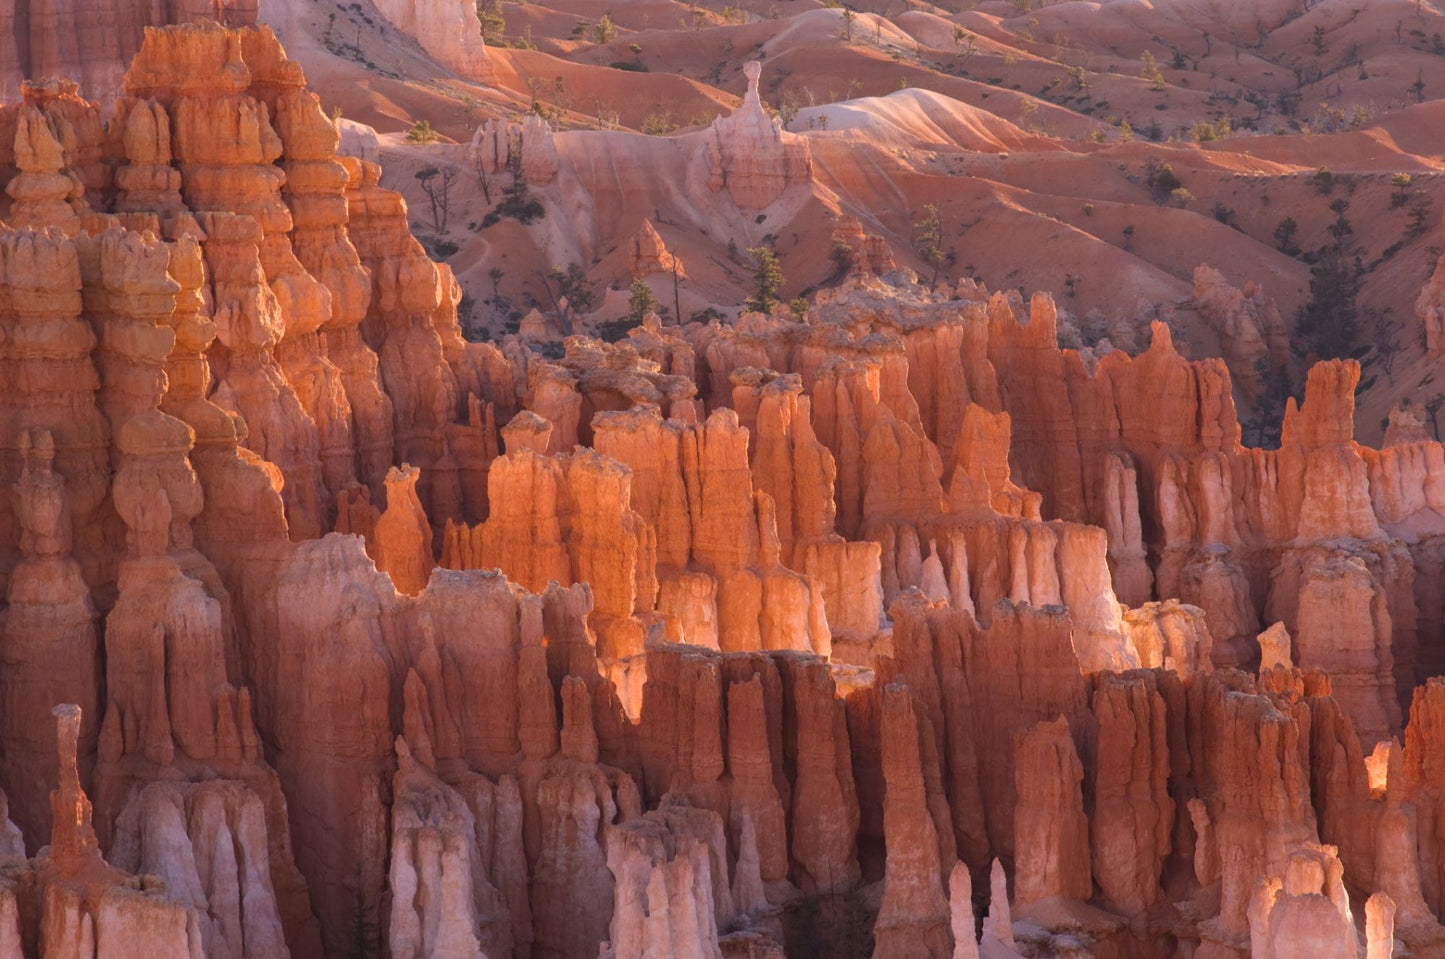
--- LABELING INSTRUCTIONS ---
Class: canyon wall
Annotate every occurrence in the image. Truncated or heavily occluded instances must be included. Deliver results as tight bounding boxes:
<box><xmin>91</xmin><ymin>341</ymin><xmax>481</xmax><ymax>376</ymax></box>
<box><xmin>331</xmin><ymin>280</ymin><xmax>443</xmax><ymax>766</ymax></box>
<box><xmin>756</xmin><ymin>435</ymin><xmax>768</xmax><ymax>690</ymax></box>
<box><xmin>0</xmin><ymin>20</ymin><xmax>1442</xmax><ymax>959</ymax></box>
<box><xmin>0</xmin><ymin>1</ymin><xmax>259</xmax><ymax>103</ymax></box>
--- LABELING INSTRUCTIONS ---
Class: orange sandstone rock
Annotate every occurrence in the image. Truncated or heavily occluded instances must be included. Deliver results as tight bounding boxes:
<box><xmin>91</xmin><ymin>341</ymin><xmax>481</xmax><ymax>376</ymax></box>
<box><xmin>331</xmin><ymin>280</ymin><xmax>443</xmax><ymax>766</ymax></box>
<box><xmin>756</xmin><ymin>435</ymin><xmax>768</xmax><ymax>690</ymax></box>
<box><xmin>629</xmin><ymin>218</ymin><xmax>686</xmax><ymax>279</ymax></box>
<box><xmin>0</xmin><ymin>429</ymin><xmax>98</xmax><ymax>852</ymax></box>
<box><xmin>600</xmin><ymin>798</ymin><xmax>732</xmax><ymax>959</ymax></box>
<box><xmin>1090</xmin><ymin>671</ymin><xmax>1171</xmax><ymax>914</ymax></box>
<box><xmin>874</xmin><ymin>682</ymin><xmax>952</xmax><ymax>959</ymax></box>
<box><xmin>1011</xmin><ymin>717</ymin><xmax>1090</xmax><ymax>908</ymax></box>
<box><xmin>372</xmin><ymin>464</ymin><xmax>433</xmax><ymax>596</ymax></box>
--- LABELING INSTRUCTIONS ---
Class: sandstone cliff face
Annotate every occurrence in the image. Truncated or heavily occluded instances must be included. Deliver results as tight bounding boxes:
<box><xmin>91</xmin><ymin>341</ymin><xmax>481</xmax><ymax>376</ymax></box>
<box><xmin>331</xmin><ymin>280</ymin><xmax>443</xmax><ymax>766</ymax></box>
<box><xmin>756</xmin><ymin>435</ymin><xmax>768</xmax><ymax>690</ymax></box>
<box><xmin>3</xmin><ymin>19</ymin><xmax>1445</xmax><ymax>959</ymax></box>
<box><xmin>348</xmin><ymin>153</ymin><xmax>515</xmax><ymax>526</ymax></box>
<box><xmin>958</xmin><ymin>298</ymin><xmax>1420</xmax><ymax>747</ymax></box>
<box><xmin>1090</xmin><ymin>671</ymin><xmax>1171</xmax><ymax>914</ymax></box>
<box><xmin>874</xmin><ymin>682</ymin><xmax>952</xmax><ymax>959</ymax></box>
<box><xmin>471</xmin><ymin>115</ymin><xmax>558</xmax><ymax>187</ymax></box>
<box><xmin>1012</xmin><ymin>717</ymin><xmax>1090</xmax><ymax>907</ymax></box>
<box><xmin>1418</xmin><ymin>244</ymin><xmax>1445</xmax><ymax>355</ymax></box>
<box><xmin>1191</xmin><ymin>263</ymin><xmax>1288</xmax><ymax>404</ymax></box>
<box><xmin>600</xmin><ymin>798</ymin><xmax>732</xmax><ymax>959</ymax></box>
<box><xmin>0</xmin><ymin>705</ymin><xmax>210</xmax><ymax>959</ymax></box>
<box><xmin>369</xmin><ymin>0</ymin><xmax>494</xmax><ymax>81</ymax></box>
<box><xmin>0</xmin><ymin>428</ymin><xmax>98</xmax><ymax>851</ymax></box>
<box><xmin>832</xmin><ymin>217</ymin><xmax>897</xmax><ymax>277</ymax></box>
<box><xmin>0</xmin><ymin>1</ymin><xmax>258</xmax><ymax>103</ymax></box>
<box><xmin>629</xmin><ymin>219</ymin><xmax>686</xmax><ymax>279</ymax></box>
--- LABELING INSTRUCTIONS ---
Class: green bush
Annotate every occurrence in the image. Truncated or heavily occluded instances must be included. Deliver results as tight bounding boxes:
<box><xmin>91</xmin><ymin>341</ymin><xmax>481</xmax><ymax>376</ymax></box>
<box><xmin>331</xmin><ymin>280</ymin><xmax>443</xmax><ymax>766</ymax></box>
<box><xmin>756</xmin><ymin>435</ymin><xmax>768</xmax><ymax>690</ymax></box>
<box><xmin>405</xmin><ymin>119</ymin><xmax>438</xmax><ymax>144</ymax></box>
<box><xmin>480</xmin><ymin>197</ymin><xmax>546</xmax><ymax>228</ymax></box>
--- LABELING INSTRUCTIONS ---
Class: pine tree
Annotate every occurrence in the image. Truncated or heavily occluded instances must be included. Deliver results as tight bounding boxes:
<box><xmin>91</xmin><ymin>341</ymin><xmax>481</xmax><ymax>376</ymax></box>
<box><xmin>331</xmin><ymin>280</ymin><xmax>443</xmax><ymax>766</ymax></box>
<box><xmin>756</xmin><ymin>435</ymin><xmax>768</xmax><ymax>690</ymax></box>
<box><xmin>1295</xmin><ymin>247</ymin><xmax>1361</xmax><ymax>358</ymax></box>
<box><xmin>628</xmin><ymin>276</ymin><xmax>659</xmax><ymax>321</ymax></box>
<box><xmin>745</xmin><ymin>247</ymin><xmax>785</xmax><ymax>313</ymax></box>
<box><xmin>914</xmin><ymin>203</ymin><xmax>945</xmax><ymax>289</ymax></box>
<box><xmin>1140</xmin><ymin>51</ymin><xmax>1167</xmax><ymax>91</ymax></box>
<box><xmin>405</xmin><ymin>119</ymin><xmax>438</xmax><ymax>144</ymax></box>
<box><xmin>1273</xmin><ymin>216</ymin><xmax>1299</xmax><ymax>255</ymax></box>
<box><xmin>476</xmin><ymin>0</ymin><xmax>505</xmax><ymax>44</ymax></box>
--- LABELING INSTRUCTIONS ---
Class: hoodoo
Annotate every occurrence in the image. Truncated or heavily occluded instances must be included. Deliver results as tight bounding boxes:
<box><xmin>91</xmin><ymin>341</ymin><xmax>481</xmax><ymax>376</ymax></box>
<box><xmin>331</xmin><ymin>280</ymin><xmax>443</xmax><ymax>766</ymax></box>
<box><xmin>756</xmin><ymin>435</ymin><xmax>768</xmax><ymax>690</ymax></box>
<box><xmin>0</xmin><ymin>4</ymin><xmax>1443</xmax><ymax>959</ymax></box>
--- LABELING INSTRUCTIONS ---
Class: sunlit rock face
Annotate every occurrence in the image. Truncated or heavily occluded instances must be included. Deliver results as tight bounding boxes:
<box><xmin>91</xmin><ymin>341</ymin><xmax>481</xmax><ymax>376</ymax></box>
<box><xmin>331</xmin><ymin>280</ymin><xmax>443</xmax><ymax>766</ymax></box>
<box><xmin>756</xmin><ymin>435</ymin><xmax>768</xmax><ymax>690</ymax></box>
<box><xmin>368</xmin><ymin>0</ymin><xmax>494</xmax><ymax>81</ymax></box>
<box><xmin>0</xmin><ymin>0</ymin><xmax>260</xmax><ymax>103</ymax></box>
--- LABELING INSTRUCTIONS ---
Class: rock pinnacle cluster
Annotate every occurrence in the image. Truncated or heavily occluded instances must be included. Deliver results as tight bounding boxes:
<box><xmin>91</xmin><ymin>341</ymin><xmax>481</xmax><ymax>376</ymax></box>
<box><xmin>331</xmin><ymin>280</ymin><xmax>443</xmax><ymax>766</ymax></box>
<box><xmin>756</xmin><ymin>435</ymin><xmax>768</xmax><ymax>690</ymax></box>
<box><xmin>0</xmin><ymin>15</ymin><xmax>1439</xmax><ymax>959</ymax></box>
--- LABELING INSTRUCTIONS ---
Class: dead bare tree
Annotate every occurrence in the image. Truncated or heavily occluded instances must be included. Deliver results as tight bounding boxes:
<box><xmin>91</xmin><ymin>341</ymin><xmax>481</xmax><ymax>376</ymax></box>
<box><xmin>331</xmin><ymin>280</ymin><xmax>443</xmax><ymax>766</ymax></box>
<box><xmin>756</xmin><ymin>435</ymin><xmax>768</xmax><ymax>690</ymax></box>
<box><xmin>1373</xmin><ymin>312</ymin><xmax>1404</xmax><ymax>375</ymax></box>
<box><xmin>670</xmin><ymin>257</ymin><xmax>682</xmax><ymax>327</ymax></box>
<box><xmin>472</xmin><ymin>148</ymin><xmax>493</xmax><ymax>205</ymax></box>
<box><xmin>415</xmin><ymin>165</ymin><xmax>457</xmax><ymax>233</ymax></box>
